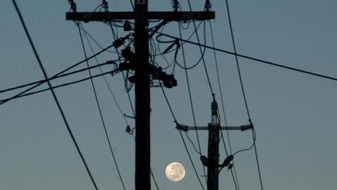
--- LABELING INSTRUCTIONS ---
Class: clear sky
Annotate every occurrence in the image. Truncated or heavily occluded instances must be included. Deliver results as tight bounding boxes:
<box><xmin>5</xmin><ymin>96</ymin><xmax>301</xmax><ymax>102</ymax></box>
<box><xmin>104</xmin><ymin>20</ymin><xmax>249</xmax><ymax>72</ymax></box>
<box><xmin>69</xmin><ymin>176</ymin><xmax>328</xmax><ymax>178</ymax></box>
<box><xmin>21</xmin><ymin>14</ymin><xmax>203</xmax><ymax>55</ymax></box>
<box><xmin>1</xmin><ymin>0</ymin><xmax>337</xmax><ymax>190</ymax></box>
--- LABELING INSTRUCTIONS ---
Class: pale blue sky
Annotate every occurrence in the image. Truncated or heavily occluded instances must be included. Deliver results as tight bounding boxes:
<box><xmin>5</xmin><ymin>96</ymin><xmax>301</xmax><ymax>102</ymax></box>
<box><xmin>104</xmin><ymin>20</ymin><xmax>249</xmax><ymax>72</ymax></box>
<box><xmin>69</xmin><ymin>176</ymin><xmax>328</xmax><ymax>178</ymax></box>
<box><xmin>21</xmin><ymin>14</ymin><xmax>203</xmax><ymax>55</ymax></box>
<box><xmin>1</xmin><ymin>0</ymin><xmax>337</xmax><ymax>190</ymax></box>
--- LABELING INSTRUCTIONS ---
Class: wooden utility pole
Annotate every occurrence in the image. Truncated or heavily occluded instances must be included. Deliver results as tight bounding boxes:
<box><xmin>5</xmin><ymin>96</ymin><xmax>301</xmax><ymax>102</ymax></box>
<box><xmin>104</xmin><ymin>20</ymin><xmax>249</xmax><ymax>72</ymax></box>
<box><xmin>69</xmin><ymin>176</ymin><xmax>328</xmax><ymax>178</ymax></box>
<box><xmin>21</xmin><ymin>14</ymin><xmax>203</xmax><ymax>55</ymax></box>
<box><xmin>66</xmin><ymin>1</ymin><xmax>214</xmax><ymax>190</ymax></box>
<box><xmin>134</xmin><ymin>1</ymin><xmax>150</xmax><ymax>190</ymax></box>
<box><xmin>177</xmin><ymin>97</ymin><xmax>253</xmax><ymax>190</ymax></box>
<box><xmin>207</xmin><ymin>98</ymin><xmax>220</xmax><ymax>190</ymax></box>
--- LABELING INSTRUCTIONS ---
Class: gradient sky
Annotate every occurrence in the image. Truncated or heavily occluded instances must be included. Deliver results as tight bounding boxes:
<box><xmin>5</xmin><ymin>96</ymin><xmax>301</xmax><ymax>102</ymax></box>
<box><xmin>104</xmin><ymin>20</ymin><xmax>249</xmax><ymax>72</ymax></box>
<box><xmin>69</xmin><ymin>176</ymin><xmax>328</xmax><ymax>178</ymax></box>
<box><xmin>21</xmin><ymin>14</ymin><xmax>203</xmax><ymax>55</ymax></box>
<box><xmin>1</xmin><ymin>0</ymin><xmax>337</xmax><ymax>190</ymax></box>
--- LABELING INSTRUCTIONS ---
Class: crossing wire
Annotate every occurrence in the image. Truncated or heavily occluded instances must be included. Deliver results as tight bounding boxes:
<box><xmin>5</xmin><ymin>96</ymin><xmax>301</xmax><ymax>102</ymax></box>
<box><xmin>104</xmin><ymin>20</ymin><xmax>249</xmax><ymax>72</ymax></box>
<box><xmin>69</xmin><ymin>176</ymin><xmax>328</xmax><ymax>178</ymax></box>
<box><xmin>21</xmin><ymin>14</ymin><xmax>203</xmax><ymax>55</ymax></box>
<box><xmin>0</xmin><ymin>69</ymin><xmax>118</xmax><ymax>104</ymax></box>
<box><xmin>224</xmin><ymin>0</ymin><xmax>264</xmax><ymax>189</ymax></box>
<box><xmin>77</xmin><ymin>24</ymin><xmax>126</xmax><ymax>190</ymax></box>
<box><xmin>160</xmin><ymin>86</ymin><xmax>205</xmax><ymax>190</ymax></box>
<box><xmin>157</xmin><ymin>33</ymin><xmax>337</xmax><ymax>83</ymax></box>
<box><xmin>177</xmin><ymin>21</ymin><xmax>207</xmax><ymax>181</ymax></box>
<box><xmin>13</xmin><ymin>1</ymin><xmax>99</xmax><ymax>189</ymax></box>
<box><xmin>0</xmin><ymin>62</ymin><xmax>112</xmax><ymax>95</ymax></box>
<box><xmin>81</xmin><ymin>26</ymin><xmax>131</xmax><ymax>127</ymax></box>
<box><xmin>208</xmin><ymin>20</ymin><xmax>240</xmax><ymax>190</ymax></box>
<box><xmin>0</xmin><ymin>44</ymin><xmax>114</xmax><ymax>106</ymax></box>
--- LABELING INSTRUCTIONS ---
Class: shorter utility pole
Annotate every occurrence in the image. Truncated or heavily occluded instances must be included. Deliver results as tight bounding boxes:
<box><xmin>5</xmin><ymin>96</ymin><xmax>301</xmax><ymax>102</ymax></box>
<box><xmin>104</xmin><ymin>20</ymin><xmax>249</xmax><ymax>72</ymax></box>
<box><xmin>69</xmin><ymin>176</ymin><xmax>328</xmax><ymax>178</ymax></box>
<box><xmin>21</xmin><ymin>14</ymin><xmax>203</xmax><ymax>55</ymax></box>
<box><xmin>177</xmin><ymin>96</ymin><xmax>253</xmax><ymax>190</ymax></box>
<box><xmin>207</xmin><ymin>98</ymin><xmax>220</xmax><ymax>190</ymax></box>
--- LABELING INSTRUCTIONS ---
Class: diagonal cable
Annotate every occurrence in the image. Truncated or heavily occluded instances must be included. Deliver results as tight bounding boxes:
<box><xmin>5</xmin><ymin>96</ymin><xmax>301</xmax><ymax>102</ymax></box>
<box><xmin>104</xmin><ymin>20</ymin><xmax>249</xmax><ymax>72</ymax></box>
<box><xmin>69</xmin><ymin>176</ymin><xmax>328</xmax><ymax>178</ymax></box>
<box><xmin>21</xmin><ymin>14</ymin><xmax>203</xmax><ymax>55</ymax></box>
<box><xmin>13</xmin><ymin>1</ymin><xmax>99</xmax><ymax>189</ymax></box>
<box><xmin>224</xmin><ymin>0</ymin><xmax>264</xmax><ymax>189</ymax></box>
<box><xmin>178</xmin><ymin>22</ymin><xmax>207</xmax><ymax>180</ymax></box>
<box><xmin>78</xmin><ymin>24</ymin><xmax>126</xmax><ymax>190</ymax></box>
<box><xmin>209</xmin><ymin>20</ymin><xmax>240</xmax><ymax>190</ymax></box>
<box><xmin>160</xmin><ymin>86</ymin><xmax>205</xmax><ymax>190</ymax></box>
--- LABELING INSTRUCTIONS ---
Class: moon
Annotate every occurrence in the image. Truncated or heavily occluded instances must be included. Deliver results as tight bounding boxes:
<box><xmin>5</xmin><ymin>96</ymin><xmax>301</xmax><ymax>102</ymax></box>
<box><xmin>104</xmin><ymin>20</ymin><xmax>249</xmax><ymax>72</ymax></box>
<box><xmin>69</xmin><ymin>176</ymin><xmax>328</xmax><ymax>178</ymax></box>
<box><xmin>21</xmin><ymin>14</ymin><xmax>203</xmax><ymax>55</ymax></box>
<box><xmin>165</xmin><ymin>162</ymin><xmax>186</xmax><ymax>182</ymax></box>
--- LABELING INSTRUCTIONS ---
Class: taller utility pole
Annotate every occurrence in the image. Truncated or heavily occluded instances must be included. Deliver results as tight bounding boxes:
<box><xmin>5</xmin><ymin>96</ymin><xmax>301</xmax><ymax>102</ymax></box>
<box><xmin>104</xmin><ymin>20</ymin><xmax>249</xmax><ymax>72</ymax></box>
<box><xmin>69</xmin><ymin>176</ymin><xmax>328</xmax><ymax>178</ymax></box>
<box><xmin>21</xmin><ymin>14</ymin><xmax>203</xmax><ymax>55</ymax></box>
<box><xmin>134</xmin><ymin>1</ymin><xmax>150</xmax><ymax>190</ymax></box>
<box><xmin>66</xmin><ymin>1</ymin><xmax>214</xmax><ymax>190</ymax></box>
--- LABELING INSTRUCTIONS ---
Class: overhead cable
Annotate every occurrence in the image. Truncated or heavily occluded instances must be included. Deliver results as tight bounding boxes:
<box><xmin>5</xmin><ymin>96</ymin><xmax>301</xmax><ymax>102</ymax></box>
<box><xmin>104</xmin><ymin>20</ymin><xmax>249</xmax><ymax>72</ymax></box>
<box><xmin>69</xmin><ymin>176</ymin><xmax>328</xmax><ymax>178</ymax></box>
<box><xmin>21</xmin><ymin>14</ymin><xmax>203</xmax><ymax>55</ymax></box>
<box><xmin>13</xmin><ymin>1</ymin><xmax>99</xmax><ymax>189</ymax></box>
<box><xmin>0</xmin><ymin>44</ymin><xmax>114</xmax><ymax>106</ymax></box>
<box><xmin>0</xmin><ymin>70</ymin><xmax>117</xmax><ymax>105</ymax></box>
<box><xmin>0</xmin><ymin>62</ymin><xmax>114</xmax><ymax>95</ymax></box>
<box><xmin>209</xmin><ymin>21</ymin><xmax>239</xmax><ymax>190</ymax></box>
<box><xmin>78</xmin><ymin>24</ymin><xmax>126</xmax><ymax>190</ymax></box>
<box><xmin>158</xmin><ymin>33</ymin><xmax>337</xmax><ymax>82</ymax></box>
<box><xmin>178</xmin><ymin>22</ymin><xmax>207</xmax><ymax>180</ymax></box>
<box><xmin>224</xmin><ymin>0</ymin><xmax>264</xmax><ymax>189</ymax></box>
<box><xmin>186</xmin><ymin>1</ymin><xmax>214</xmax><ymax>96</ymax></box>
<box><xmin>160</xmin><ymin>86</ymin><xmax>205</xmax><ymax>190</ymax></box>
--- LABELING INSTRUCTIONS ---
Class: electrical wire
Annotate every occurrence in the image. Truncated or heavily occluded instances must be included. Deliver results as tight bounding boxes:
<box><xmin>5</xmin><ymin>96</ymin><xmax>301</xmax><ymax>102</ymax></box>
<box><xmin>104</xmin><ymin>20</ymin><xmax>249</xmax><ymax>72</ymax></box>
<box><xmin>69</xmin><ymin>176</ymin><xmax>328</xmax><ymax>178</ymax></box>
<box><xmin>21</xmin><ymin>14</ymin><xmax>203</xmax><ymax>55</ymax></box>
<box><xmin>209</xmin><ymin>21</ymin><xmax>240</xmax><ymax>190</ymax></box>
<box><xmin>79</xmin><ymin>26</ymin><xmax>116</xmax><ymax>53</ymax></box>
<box><xmin>224</xmin><ymin>0</ymin><xmax>264</xmax><ymax>189</ymax></box>
<box><xmin>186</xmin><ymin>1</ymin><xmax>214</xmax><ymax>96</ymax></box>
<box><xmin>0</xmin><ymin>43</ymin><xmax>114</xmax><ymax>106</ymax></box>
<box><xmin>0</xmin><ymin>62</ymin><xmax>113</xmax><ymax>95</ymax></box>
<box><xmin>83</xmin><ymin>23</ymin><xmax>131</xmax><ymax>129</ymax></box>
<box><xmin>178</xmin><ymin>21</ymin><xmax>207</xmax><ymax>180</ymax></box>
<box><xmin>0</xmin><ymin>69</ymin><xmax>117</xmax><ymax>104</ymax></box>
<box><xmin>157</xmin><ymin>33</ymin><xmax>337</xmax><ymax>83</ymax></box>
<box><xmin>155</xmin><ymin>22</ymin><xmax>205</xmax><ymax>70</ymax></box>
<box><xmin>106</xmin><ymin>22</ymin><xmax>136</xmax><ymax>140</ymax></box>
<box><xmin>160</xmin><ymin>86</ymin><xmax>205</xmax><ymax>190</ymax></box>
<box><xmin>78</xmin><ymin>24</ymin><xmax>126</xmax><ymax>190</ymax></box>
<box><xmin>225</xmin><ymin>0</ymin><xmax>251</xmax><ymax>120</ymax></box>
<box><xmin>13</xmin><ymin>1</ymin><xmax>99</xmax><ymax>189</ymax></box>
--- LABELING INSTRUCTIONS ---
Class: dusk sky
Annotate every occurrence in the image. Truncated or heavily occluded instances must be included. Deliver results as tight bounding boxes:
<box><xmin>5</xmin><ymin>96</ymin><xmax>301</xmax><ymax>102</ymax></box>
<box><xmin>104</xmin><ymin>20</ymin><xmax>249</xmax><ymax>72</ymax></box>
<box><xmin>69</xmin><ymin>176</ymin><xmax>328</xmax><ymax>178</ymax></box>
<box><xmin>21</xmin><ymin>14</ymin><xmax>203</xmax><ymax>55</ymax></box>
<box><xmin>1</xmin><ymin>0</ymin><xmax>337</xmax><ymax>190</ymax></box>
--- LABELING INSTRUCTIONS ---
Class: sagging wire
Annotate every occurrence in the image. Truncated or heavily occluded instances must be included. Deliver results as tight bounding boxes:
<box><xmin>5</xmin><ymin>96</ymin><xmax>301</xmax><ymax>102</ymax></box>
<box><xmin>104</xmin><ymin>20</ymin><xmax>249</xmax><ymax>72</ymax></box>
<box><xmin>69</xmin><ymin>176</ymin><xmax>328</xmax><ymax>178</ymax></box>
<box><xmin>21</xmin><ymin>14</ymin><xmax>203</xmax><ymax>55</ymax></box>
<box><xmin>208</xmin><ymin>20</ymin><xmax>240</xmax><ymax>189</ymax></box>
<box><xmin>160</xmin><ymin>85</ymin><xmax>205</xmax><ymax>190</ymax></box>
<box><xmin>224</xmin><ymin>0</ymin><xmax>264</xmax><ymax>189</ymax></box>
<box><xmin>79</xmin><ymin>26</ymin><xmax>116</xmax><ymax>53</ymax></box>
<box><xmin>218</xmin><ymin>121</ymin><xmax>256</xmax><ymax>174</ymax></box>
<box><xmin>106</xmin><ymin>20</ymin><xmax>135</xmax><ymax>119</ymax></box>
<box><xmin>107</xmin><ymin>20</ymin><xmax>134</xmax><ymax>95</ymax></box>
<box><xmin>0</xmin><ymin>69</ymin><xmax>118</xmax><ymax>103</ymax></box>
<box><xmin>156</xmin><ymin>22</ymin><xmax>206</xmax><ymax>70</ymax></box>
<box><xmin>186</xmin><ymin>0</ymin><xmax>215</xmax><ymax>97</ymax></box>
<box><xmin>0</xmin><ymin>61</ymin><xmax>114</xmax><ymax>96</ymax></box>
<box><xmin>14</xmin><ymin>1</ymin><xmax>99</xmax><ymax>189</ymax></box>
<box><xmin>83</xmin><ymin>32</ymin><xmax>130</xmax><ymax>127</ymax></box>
<box><xmin>78</xmin><ymin>23</ymin><xmax>127</xmax><ymax>190</ymax></box>
<box><xmin>177</xmin><ymin>17</ymin><xmax>207</xmax><ymax>182</ymax></box>
<box><xmin>0</xmin><ymin>44</ymin><xmax>114</xmax><ymax>106</ymax></box>
<box><xmin>157</xmin><ymin>33</ymin><xmax>337</xmax><ymax>82</ymax></box>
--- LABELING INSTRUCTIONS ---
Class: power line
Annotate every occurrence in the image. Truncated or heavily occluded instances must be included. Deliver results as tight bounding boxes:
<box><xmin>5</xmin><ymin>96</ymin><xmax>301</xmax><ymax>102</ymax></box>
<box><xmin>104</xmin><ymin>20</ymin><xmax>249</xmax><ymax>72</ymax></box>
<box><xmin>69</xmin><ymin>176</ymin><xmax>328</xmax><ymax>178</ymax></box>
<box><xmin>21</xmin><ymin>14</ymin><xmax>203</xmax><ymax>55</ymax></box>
<box><xmin>187</xmin><ymin>1</ymin><xmax>214</xmax><ymax>96</ymax></box>
<box><xmin>157</xmin><ymin>33</ymin><xmax>337</xmax><ymax>83</ymax></box>
<box><xmin>13</xmin><ymin>1</ymin><xmax>99</xmax><ymax>189</ymax></box>
<box><xmin>178</xmin><ymin>21</ymin><xmax>207</xmax><ymax>181</ymax></box>
<box><xmin>224</xmin><ymin>0</ymin><xmax>251</xmax><ymax>119</ymax></box>
<box><xmin>83</xmin><ymin>25</ymin><xmax>130</xmax><ymax>127</ymax></box>
<box><xmin>160</xmin><ymin>86</ymin><xmax>205</xmax><ymax>190</ymax></box>
<box><xmin>0</xmin><ymin>44</ymin><xmax>115</xmax><ymax>106</ymax></box>
<box><xmin>78</xmin><ymin>24</ymin><xmax>126</xmax><ymax>190</ymax></box>
<box><xmin>0</xmin><ymin>62</ymin><xmax>113</xmax><ymax>95</ymax></box>
<box><xmin>0</xmin><ymin>69</ymin><xmax>117</xmax><ymax>104</ymax></box>
<box><xmin>209</xmin><ymin>20</ymin><xmax>239</xmax><ymax>190</ymax></box>
<box><xmin>224</xmin><ymin>0</ymin><xmax>264</xmax><ymax>189</ymax></box>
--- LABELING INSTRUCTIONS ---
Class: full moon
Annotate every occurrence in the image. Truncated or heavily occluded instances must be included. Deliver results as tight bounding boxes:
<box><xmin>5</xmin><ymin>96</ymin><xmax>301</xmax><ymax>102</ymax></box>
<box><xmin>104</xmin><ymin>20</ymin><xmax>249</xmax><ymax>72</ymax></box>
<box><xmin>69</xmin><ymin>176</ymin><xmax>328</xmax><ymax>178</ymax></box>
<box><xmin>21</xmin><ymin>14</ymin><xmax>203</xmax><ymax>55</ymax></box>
<box><xmin>165</xmin><ymin>162</ymin><xmax>186</xmax><ymax>182</ymax></box>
